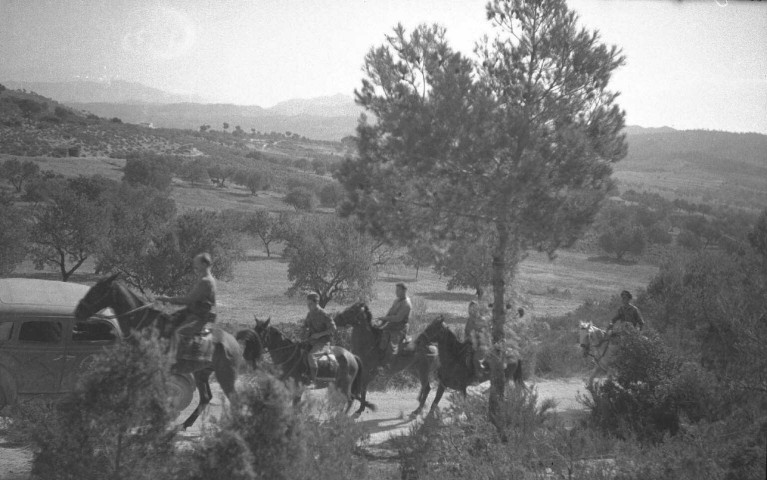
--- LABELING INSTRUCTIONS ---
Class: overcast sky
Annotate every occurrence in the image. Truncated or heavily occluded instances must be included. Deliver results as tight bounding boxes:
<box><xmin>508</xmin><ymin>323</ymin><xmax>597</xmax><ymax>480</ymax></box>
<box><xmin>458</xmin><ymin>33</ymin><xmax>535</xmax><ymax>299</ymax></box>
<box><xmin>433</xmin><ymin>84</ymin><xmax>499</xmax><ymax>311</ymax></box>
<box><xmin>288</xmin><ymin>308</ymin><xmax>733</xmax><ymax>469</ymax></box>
<box><xmin>1</xmin><ymin>0</ymin><xmax>765</xmax><ymax>133</ymax></box>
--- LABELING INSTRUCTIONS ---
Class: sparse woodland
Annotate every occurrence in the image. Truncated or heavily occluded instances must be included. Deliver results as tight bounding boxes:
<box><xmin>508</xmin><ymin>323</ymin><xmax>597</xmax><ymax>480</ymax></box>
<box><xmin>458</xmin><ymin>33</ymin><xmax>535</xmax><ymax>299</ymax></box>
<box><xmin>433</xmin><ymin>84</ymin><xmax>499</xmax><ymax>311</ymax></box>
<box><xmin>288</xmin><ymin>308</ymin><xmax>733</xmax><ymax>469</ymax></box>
<box><xmin>0</xmin><ymin>0</ymin><xmax>766</xmax><ymax>476</ymax></box>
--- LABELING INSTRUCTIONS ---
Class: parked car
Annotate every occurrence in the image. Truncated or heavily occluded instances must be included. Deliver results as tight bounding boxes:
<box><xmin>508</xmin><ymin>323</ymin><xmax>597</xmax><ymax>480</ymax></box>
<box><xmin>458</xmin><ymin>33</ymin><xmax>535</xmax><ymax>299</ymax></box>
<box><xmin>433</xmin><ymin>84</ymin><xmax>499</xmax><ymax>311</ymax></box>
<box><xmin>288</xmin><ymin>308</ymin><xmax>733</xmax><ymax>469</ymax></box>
<box><xmin>0</xmin><ymin>278</ymin><xmax>194</xmax><ymax>413</ymax></box>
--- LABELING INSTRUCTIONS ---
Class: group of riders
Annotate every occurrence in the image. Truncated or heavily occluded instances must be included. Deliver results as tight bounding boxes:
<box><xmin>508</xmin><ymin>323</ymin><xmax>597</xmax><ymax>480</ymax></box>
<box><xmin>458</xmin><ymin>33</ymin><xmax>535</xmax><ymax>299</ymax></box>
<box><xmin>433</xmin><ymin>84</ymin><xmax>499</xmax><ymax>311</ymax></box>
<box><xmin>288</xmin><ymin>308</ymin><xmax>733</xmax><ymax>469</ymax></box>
<box><xmin>160</xmin><ymin>252</ymin><xmax>644</xmax><ymax>385</ymax></box>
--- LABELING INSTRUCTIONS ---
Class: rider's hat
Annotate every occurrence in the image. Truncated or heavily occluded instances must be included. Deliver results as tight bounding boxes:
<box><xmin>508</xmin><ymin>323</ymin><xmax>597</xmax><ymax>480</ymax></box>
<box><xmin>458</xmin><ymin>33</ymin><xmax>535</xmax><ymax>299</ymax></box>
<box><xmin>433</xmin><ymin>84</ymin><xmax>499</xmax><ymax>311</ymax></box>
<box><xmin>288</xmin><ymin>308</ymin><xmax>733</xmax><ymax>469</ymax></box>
<box><xmin>395</xmin><ymin>282</ymin><xmax>407</xmax><ymax>290</ymax></box>
<box><xmin>621</xmin><ymin>290</ymin><xmax>632</xmax><ymax>299</ymax></box>
<box><xmin>306</xmin><ymin>292</ymin><xmax>320</xmax><ymax>303</ymax></box>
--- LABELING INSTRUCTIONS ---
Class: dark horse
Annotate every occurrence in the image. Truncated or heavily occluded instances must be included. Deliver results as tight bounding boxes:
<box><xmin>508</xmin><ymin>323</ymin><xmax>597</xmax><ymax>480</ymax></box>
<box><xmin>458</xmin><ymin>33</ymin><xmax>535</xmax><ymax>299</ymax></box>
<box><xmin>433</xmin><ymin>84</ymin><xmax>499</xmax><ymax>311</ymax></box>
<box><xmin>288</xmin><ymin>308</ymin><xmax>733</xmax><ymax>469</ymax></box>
<box><xmin>73</xmin><ymin>273</ymin><xmax>243</xmax><ymax>429</ymax></box>
<box><xmin>333</xmin><ymin>302</ymin><xmax>438</xmax><ymax>417</ymax></box>
<box><xmin>238</xmin><ymin>317</ymin><xmax>375</xmax><ymax>414</ymax></box>
<box><xmin>421</xmin><ymin>317</ymin><xmax>525</xmax><ymax>415</ymax></box>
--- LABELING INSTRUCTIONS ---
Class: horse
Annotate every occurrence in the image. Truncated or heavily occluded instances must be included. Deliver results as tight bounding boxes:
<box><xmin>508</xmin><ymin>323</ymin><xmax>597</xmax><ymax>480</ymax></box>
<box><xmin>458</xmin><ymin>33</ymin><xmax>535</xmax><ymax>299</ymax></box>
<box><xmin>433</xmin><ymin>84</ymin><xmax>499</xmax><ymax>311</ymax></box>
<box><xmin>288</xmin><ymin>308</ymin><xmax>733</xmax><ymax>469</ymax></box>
<box><xmin>420</xmin><ymin>317</ymin><xmax>525</xmax><ymax>415</ymax></box>
<box><xmin>239</xmin><ymin>317</ymin><xmax>375</xmax><ymax>414</ymax></box>
<box><xmin>333</xmin><ymin>302</ymin><xmax>438</xmax><ymax>417</ymax></box>
<box><xmin>578</xmin><ymin>321</ymin><xmax>619</xmax><ymax>385</ymax></box>
<box><xmin>73</xmin><ymin>273</ymin><xmax>243</xmax><ymax>430</ymax></box>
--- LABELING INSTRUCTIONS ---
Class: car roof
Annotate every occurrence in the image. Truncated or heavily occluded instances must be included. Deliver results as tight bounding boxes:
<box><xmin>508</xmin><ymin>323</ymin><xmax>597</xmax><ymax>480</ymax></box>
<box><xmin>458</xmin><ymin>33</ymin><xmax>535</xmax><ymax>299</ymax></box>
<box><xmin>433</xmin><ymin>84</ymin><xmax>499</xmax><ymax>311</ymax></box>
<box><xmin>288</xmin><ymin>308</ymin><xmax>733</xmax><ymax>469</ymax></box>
<box><xmin>0</xmin><ymin>278</ymin><xmax>113</xmax><ymax>317</ymax></box>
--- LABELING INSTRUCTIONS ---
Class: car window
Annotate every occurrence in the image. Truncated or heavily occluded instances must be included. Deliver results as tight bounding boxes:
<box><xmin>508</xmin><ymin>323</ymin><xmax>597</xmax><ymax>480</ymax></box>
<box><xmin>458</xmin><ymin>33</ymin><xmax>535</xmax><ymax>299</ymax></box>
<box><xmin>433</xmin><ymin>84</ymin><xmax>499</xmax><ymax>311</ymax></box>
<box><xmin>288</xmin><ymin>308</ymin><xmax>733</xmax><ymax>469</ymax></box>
<box><xmin>72</xmin><ymin>321</ymin><xmax>118</xmax><ymax>343</ymax></box>
<box><xmin>19</xmin><ymin>321</ymin><xmax>63</xmax><ymax>343</ymax></box>
<box><xmin>0</xmin><ymin>320</ymin><xmax>13</xmax><ymax>342</ymax></box>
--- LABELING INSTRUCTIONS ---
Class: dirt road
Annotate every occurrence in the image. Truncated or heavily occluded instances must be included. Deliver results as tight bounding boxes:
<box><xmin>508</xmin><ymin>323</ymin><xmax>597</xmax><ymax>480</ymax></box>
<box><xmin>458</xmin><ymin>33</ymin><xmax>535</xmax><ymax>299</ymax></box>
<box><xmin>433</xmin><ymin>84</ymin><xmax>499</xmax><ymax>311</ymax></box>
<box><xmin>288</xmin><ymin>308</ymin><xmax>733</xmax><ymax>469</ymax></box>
<box><xmin>0</xmin><ymin>377</ymin><xmax>589</xmax><ymax>479</ymax></box>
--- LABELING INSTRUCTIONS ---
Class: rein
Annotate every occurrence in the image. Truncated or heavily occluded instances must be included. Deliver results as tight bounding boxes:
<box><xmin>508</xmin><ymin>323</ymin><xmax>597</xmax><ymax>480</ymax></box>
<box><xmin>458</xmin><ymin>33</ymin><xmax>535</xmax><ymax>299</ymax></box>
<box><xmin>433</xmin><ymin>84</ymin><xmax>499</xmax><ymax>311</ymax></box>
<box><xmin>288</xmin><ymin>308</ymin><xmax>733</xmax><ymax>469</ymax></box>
<box><xmin>257</xmin><ymin>328</ymin><xmax>305</xmax><ymax>379</ymax></box>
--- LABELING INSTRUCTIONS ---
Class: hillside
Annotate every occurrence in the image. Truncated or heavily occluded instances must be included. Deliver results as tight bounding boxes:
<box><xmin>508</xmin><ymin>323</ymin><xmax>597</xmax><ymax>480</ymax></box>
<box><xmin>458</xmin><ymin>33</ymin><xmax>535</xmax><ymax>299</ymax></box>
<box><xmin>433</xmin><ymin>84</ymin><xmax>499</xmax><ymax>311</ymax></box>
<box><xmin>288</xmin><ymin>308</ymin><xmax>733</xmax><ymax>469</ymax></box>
<box><xmin>0</xmin><ymin>86</ymin><xmax>338</xmax><ymax>205</ymax></box>
<box><xmin>2</xmin><ymin>80</ymin><xmax>207</xmax><ymax>104</ymax></box>
<box><xmin>2</xmin><ymin>83</ymin><xmax>765</xmax><ymax>210</ymax></box>
<box><xmin>615</xmin><ymin>128</ymin><xmax>767</xmax><ymax>209</ymax></box>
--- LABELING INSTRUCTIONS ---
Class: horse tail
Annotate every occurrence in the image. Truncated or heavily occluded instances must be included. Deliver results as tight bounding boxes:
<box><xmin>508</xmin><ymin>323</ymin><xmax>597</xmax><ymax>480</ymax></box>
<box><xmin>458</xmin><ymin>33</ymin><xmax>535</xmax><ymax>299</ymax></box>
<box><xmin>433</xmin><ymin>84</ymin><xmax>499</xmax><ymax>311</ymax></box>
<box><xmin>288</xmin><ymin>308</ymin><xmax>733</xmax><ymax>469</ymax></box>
<box><xmin>351</xmin><ymin>354</ymin><xmax>377</xmax><ymax>412</ymax></box>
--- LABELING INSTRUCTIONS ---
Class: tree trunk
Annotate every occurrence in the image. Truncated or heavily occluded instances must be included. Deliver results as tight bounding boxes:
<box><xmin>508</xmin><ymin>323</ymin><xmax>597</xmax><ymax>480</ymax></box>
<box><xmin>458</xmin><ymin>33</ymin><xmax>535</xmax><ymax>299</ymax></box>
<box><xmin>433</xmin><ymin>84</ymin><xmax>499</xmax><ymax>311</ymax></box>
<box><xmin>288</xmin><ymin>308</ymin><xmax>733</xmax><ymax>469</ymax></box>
<box><xmin>488</xmin><ymin>222</ymin><xmax>508</xmax><ymax>441</ymax></box>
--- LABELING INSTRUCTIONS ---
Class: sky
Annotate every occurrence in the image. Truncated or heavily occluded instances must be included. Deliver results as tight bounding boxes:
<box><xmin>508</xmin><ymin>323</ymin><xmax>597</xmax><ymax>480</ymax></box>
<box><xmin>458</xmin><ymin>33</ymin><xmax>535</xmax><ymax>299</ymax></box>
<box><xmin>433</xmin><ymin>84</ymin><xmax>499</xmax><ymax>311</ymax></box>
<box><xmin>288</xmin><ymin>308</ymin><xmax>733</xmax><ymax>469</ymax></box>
<box><xmin>0</xmin><ymin>0</ymin><xmax>765</xmax><ymax>133</ymax></box>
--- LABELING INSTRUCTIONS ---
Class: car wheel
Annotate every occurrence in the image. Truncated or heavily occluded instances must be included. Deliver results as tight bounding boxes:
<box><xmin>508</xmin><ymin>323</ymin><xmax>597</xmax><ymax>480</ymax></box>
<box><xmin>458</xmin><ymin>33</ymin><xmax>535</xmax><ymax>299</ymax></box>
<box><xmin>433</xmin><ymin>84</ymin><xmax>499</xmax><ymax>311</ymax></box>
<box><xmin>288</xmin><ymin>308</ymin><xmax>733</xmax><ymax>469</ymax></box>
<box><xmin>167</xmin><ymin>373</ymin><xmax>195</xmax><ymax>414</ymax></box>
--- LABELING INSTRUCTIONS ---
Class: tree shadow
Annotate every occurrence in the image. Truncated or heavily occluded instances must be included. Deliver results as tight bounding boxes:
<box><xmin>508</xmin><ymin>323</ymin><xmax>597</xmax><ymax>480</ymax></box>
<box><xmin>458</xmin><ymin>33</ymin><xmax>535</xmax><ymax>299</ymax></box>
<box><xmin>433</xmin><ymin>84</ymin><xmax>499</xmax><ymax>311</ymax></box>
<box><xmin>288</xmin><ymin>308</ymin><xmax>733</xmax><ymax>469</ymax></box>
<box><xmin>586</xmin><ymin>255</ymin><xmax>638</xmax><ymax>266</ymax></box>
<box><xmin>379</xmin><ymin>276</ymin><xmax>414</xmax><ymax>284</ymax></box>
<box><xmin>12</xmin><ymin>271</ymin><xmax>102</xmax><ymax>284</ymax></box>
<box><xmin>415</xmin><ymin>291</ymin><xmax>476</xmax><ymax>303</ymax></box>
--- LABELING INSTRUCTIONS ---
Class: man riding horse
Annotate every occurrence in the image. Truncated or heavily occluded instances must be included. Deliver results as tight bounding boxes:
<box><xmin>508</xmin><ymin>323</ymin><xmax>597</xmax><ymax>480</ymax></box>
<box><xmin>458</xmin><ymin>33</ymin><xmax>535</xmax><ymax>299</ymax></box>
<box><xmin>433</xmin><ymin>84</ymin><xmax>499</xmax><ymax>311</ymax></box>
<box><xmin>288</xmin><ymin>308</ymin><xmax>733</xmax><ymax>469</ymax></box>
<box><xmin>156</xmin><ymin>252</ymin><xmax>216</xmax><ymax>359</ymax></box>
<box><xmin>608</xmin><ymin>290</ymin><xmax>644</xmax><ymax>334</ymax></box>
<box><xmin>464</xmin><ymin>300</ymin><xmax>489</xmax><ymax>376</ymax></box>
<box><xmin>302</xmin><ymin>292</ymin><xmax>337</xmax><ymax>386</ymax></box>
<box><xmin>378</xmin><ymin>283</ymin><xmax>411</xmax><ymax>366</ymax></box>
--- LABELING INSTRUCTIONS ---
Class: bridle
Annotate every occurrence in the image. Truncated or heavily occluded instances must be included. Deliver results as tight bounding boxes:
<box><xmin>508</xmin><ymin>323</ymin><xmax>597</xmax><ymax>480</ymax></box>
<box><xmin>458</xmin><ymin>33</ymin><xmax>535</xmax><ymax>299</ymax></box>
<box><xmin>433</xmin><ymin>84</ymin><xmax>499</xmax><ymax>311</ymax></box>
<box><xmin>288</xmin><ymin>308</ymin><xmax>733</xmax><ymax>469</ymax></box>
<box><xmin>255</xmin><ymin>325</ymin><xmax>304</xmax><ymax>379</ymax></box>
<box><xmin>79</xmin><ymin>280</ymin><xmax>156</xmax><ymax>331</ymax></box>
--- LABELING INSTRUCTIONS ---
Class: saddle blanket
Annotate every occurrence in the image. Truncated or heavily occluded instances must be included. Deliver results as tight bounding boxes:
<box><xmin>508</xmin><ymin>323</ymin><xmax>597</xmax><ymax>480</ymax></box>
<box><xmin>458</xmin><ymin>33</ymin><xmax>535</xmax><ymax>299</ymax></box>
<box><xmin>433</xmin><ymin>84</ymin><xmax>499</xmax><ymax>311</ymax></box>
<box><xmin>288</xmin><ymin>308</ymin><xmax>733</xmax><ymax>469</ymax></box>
<box><xmin>315</xmin><ymin>352</ymin><xmax>339</xmax><ymax>379</ymax></box>
<box><xmin>177</xmin><ymin>330</ymin><xmax>215</xmax><ymax>362</ymax></box>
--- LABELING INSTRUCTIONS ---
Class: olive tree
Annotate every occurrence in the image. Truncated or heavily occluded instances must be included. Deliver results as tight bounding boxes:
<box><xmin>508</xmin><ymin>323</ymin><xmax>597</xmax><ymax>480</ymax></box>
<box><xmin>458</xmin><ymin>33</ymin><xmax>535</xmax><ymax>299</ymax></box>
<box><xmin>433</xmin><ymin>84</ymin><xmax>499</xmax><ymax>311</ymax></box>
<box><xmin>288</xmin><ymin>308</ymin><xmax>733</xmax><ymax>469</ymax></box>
<box><xmin>283</xmin><ymin>215</ymin><xmax>375</xmax><ymax>308</ymax></box>
<box><xmin>337</xmin><ymin>0</ymin><xmax>626</xmax><ymax>436</ymax></box>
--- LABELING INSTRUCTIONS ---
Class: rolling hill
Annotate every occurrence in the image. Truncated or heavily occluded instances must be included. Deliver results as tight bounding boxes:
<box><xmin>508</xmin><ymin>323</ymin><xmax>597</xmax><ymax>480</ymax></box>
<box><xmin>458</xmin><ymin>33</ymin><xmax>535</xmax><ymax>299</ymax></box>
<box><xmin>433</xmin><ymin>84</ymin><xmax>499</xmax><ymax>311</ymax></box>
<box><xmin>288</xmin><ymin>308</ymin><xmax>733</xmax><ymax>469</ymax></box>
<box><xmin>1</xmin><ymin>82</ymin><xmax>765</xmax><ymax>209</ymax></box>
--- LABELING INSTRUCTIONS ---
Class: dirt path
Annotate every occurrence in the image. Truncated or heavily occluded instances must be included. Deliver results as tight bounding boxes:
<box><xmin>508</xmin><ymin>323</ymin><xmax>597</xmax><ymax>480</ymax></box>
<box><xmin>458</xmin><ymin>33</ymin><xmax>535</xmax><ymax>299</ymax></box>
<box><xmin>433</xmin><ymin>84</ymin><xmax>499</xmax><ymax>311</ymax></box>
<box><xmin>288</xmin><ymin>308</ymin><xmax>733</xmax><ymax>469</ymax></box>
<box><xmin>0</xmin><ymin>377</ymin><xmax>589</xmax><ymax>479</ymax></box>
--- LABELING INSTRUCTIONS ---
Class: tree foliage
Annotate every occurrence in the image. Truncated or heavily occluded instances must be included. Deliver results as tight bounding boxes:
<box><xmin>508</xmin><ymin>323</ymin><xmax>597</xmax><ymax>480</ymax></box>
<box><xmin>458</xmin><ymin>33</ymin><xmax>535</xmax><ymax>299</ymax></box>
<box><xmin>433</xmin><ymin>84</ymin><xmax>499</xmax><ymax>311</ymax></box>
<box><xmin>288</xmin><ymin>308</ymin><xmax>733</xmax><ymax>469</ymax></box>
<box><xmin>283</xmin><ymin>215</ymin><xmax>375</xmax><ymax>307</ymax></box>
<box><xmin>129</xmin><ymin>209</ymin><xmax>243</xmax><ymax>295</ymax></box>
<box><xmin>598</xmin><ymin>223</ymin><xmax>646</xmax><ymax>260</ymax></box>
<box><xmin>283</xmin><ymin>187</ymin><xmax>317</xmax><ymax>212</ymax></box>
<box><xmin>336</xmin><ymin>0</ymin><xmax>627</xmax><ymax>431</ymax></box>
<box><xmin>0</xmin><ymin>203</ymin><xmax>29</xmax><ymax>275</ymax></box>
<box><xmin>28</xmin><ymin>178</ymin><xmax>111</xmax><ymax>281</ymax></box>
<box><xmin>123</xmin><ymin>155</ymin><xmax>174</xmax><ymax>191</ymax></box>
<box><xmin>0</xmin><ymin>158</ymin><xmax>40</xmax><ymax>192</ymax></box>
<box><xmin>241</xmin><ymin>210</ymin><xmax>284</xmax><ymax>257</ymax></box>
<box><xmin>95</xmin><ymin>184</ymin><xmax>178</xmax><ymax>291</ymax></box>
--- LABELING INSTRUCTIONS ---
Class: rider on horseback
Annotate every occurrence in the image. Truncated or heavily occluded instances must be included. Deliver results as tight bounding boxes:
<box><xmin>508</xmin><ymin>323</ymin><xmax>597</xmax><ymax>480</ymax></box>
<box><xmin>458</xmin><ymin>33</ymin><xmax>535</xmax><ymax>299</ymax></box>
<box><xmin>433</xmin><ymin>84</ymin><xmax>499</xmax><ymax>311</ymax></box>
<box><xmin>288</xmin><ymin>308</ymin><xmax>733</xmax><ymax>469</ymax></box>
<box><xmin>378</xmin><ymin>283</ymin><xmax>411</xmax><ymax>365</ymax></box>
<box><xmin>464</xmin><ymin>301</ymin><xmax>489</xmax><ymax>376</ymax></box>
<box><xmin>156</xmin><ymin>252</ymin><xmax>216</xmax><ymax>357</ymax></box>
<box><xmin>608</xmin><ymin>290</ymin><xmax>644</xmax><ymax>334</ymax></box>
<box><xmin>302</xmin><ymin>292</ymin><xmax>337</xmax><ymax>385</ymax></box>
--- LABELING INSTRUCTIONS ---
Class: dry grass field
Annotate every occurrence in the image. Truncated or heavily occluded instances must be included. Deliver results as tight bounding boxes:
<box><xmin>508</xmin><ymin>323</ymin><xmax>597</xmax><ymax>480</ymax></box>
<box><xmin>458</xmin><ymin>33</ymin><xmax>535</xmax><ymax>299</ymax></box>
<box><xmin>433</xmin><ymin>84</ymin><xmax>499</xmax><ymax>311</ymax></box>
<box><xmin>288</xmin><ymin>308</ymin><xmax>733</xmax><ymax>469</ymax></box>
<box><xmin>10</xmin><ymin>239</ymin><xmax>656</xmax><ymax>331</ymax></box>
<box><xmin>214</xmin><ymin>241</ymin><xmax>657</xmax><ymax>329</ymax></box>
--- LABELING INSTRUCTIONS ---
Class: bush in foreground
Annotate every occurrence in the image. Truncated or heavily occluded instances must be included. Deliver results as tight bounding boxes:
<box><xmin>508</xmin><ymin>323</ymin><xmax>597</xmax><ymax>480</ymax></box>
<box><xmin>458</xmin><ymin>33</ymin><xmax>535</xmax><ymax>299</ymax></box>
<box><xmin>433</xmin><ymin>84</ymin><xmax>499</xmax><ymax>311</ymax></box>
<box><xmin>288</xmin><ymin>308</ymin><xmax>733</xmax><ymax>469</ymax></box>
<box><xmin>13</xmin><ymin>336</ymin><xmax>177</xmax><ymax>480</ymax></box>
<box><xmin>181</xmin><ymin>371</ymin><xmax>368</xmax><ymax>480</ymax></box>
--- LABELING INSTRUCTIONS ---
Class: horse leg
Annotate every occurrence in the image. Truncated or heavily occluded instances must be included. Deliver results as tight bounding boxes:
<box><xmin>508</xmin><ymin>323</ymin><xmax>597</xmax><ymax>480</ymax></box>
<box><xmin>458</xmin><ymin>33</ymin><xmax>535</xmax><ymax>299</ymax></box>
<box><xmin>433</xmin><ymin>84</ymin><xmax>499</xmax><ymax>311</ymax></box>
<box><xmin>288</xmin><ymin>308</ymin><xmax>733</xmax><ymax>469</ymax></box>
<box><xmin>410</xmin><ymin>361</ymin><xmax>431</xmax><ymax>417</ymax></box>
<box><xmin>182</xmin><ymin>370</ymin><xmax>212</xmax><ymax>430</ymax></box>
<box><xmin>427</xmin><ymin>382</ymin><xmax>446</xmax><ymax>417</ymax></box>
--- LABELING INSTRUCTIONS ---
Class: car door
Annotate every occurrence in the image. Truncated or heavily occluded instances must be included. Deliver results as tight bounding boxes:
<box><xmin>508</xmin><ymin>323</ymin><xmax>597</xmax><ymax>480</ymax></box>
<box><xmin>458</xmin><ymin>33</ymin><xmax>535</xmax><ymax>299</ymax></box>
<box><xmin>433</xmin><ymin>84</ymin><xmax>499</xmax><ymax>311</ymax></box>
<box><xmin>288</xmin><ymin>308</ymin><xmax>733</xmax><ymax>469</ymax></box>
<box><xmin>14</xmin><ymin>316</ymin><xmax>68</xmax><ymax>394</ymax></box>
<box><xmin>62</xmin><ymin>318</ymin><xmax>120</xmax><ymax>392</ymax></box>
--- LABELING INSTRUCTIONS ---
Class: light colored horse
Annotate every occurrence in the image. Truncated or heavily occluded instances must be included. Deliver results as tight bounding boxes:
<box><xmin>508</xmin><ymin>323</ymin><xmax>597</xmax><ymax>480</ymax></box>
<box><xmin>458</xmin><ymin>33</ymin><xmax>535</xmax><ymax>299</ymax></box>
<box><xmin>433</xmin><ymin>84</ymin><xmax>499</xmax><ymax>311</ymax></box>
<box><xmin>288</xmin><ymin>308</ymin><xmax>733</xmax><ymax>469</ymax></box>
<box><xmin>578</xmin><ymin>321</ymin><xmax>619</xmax><ymax>385</ymax></box>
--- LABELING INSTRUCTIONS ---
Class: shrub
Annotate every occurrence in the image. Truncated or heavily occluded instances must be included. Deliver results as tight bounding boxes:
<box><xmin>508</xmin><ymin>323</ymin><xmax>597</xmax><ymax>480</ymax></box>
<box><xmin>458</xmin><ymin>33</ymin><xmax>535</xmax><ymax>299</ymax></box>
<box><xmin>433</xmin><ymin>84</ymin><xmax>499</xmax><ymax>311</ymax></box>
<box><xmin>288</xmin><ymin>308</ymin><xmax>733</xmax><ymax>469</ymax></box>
<box><xmin>11</xmin><ymin>336</ymin><xmax>178</xmax><ymax>480</ymax></box>
<box><xmin>183</xmin><ymin>372</ymin><xmax>367</xmax><ymax>480</ymax></box>
<box><xmin>394</xmin><ymin>388</ymin><xmax>617</xmax><ymax>480</ymax></box>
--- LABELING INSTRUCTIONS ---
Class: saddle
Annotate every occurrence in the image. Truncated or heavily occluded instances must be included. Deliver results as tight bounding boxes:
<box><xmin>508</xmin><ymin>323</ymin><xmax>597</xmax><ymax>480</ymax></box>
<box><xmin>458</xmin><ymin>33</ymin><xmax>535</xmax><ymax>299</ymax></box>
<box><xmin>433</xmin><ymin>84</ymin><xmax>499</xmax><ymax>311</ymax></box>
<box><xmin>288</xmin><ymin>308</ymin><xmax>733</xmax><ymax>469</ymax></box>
<box><xmin>300</xmin><ymin>345</ymin><xmax>339</xmax><ymax>382</ymax></box>
<box><xmin>177</xmin><ymin>322</ymin><xmax>216</xmax><ymax>363</ymax></box>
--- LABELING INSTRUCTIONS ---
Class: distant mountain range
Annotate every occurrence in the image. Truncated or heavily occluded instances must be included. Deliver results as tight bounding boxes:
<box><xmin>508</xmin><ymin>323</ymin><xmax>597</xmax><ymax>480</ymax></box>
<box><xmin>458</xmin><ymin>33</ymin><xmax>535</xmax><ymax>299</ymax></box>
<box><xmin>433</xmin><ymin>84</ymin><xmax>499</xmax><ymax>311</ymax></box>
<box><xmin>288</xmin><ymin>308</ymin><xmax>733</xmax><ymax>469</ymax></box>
<box><xmin>1</xmin><ymin>80</ymin><xmax>208</xmax><ymax>104</ymax></box>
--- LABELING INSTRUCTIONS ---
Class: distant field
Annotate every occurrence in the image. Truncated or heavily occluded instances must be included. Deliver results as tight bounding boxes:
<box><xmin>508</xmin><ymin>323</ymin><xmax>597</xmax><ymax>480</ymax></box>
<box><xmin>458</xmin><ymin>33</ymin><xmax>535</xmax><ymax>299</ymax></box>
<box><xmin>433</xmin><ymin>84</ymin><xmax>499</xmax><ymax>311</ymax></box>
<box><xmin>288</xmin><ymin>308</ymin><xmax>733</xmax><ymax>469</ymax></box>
<box><xmin>10</xmin><ymin>238</ymin><xmax>658</xmax><ymax>331</ymax></box>
<box><xmin>226</xmin><ymin>246</ymin><xmax>656</xmax><ymax>327</ymax></box>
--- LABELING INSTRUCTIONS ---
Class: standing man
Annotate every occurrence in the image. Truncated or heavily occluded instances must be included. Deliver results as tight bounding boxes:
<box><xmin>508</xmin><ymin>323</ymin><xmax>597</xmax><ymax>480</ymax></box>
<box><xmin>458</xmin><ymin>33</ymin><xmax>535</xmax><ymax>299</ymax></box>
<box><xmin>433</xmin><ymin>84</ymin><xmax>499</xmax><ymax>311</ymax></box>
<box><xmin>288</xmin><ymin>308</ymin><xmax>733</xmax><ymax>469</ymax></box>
<box><xmin>608</xmin><ymin>290</ymin><xmax>645</xmax><ymax>333</ymax></box>
<box><xmin>378</xmin><ymin>283</ymin><xmax>412</xmax><ymax>364</ymax></box>
<box><xmin>156</xmin><ymin>252</ymin><xmax>216</xmax><ymax>357</ymax></box>
<box><xmin>302</xmin><ymin>292</ymin><xmax>336</xmax><ymax>385</ymax></box>
<box><xmin>464</xmin><ymin>300</ymin><xmax>489</xmax><ymax>375</ymax></box>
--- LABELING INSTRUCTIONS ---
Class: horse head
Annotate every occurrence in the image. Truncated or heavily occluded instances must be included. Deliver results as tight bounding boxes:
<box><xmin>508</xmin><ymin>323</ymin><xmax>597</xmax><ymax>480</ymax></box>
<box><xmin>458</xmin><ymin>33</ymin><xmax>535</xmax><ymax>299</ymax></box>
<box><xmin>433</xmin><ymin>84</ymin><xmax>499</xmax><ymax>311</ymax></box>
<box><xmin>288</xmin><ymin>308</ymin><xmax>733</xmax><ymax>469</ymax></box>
<box><xmin>422</xmin><ymin>316</ymin><xmax>448</xmax><ymax>344</ymax></box>
<box><xmin>252</xmin><ymin>316</ymin><xmax>272</xmax><ymax>344</ymax></box>
<box><xmin>334</xmin><ymin>302</ymin><xmax>371</xmax><ymax>328</ymax></box>
<box><xmin>74</xmin><ymin>273</ymin><xmax>121</xmax><ymax>321</ymax></box>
